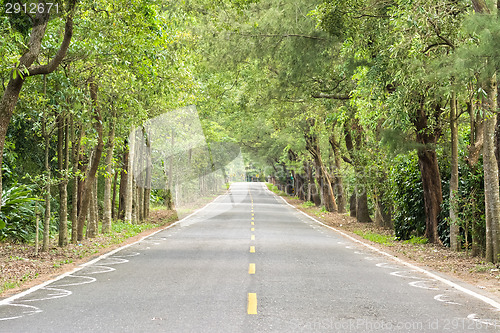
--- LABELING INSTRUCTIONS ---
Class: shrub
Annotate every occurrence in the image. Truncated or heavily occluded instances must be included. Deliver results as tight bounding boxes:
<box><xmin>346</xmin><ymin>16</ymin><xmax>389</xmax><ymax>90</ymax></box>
<box><xmin>389</xmin><ymin>152</ymin><xmax>426</xmax><ymax>240</ymax></box>
<box><xmin>0</xmin><ymin>183</ymin><xmax>40</xmax><ymax>242</ymax></box>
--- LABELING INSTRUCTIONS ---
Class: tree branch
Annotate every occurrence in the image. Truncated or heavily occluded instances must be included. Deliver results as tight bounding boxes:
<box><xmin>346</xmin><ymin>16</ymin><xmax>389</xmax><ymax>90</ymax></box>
<box><xmin>311</xmin><ymin>92</ymin><xmax>351</xmax><ymax>100</ymax></box>
<box><xmin>239</xmin><ymin>33</ymin><xmax>328</xmax><ymax>41</ymax></box>
<box><xmin>28</xmin><ymin>1</ymin><xmax>77</xmax><ymax>76</ymax></box>
<box><xmin>422</xmin><ymin>42</ymin><xmax>453</xmax><ymax>54</ymax></box>
<box><xmin>16</xmin><ymin>0</ymin><xmax>34</xmax><ymax>22</ymax></box>
<box><xmin>427</xmin><ymin>19</ymin><xmax>455</xmax><ymax>50</ymax></box>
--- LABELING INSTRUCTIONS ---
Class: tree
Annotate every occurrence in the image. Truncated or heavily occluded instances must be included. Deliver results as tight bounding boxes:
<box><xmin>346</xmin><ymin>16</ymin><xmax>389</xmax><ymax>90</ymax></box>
<box><xmin>0</xmin><ymin>0</ymin><xmax>77</xmax><ymax>209</ymax></box>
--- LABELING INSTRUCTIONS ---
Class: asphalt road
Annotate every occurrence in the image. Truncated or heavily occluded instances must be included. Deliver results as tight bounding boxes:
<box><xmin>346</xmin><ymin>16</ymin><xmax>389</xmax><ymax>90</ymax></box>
<box><xmin>1</xmin><ymin>182</ymin><xmax>500</xmax><ymax>332</ymax></box>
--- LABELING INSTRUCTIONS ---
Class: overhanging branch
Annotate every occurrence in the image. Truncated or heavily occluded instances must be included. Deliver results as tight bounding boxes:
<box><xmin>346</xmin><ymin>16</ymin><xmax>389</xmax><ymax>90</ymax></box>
<box><xmin>311</xmin><ymin>92</ymin><xmax>351</xmax><ymax>100</ymax></box>
<box><xmin>28</xmin><ymin>2</ymin><xmax>77</xmax><ymax>76</ymax></box>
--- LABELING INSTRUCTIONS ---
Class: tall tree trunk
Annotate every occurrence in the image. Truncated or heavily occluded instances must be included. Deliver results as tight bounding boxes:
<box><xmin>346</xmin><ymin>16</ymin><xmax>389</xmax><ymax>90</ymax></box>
<box><xmin>471</xmin><ymin>0</ymin><xmax>500</xmax><ymax>263</ymax></box>
<box><xmin>356</xmin><ymin>191</ymin><xmax>372</xmax><ymax>223</ymax></box>
<box><xmin>76</xmin><ymin>77</ymin><xmax>104</xmax><ymax>241</ymax></box>
<box><xmin>71</xmin><ymin>119</ymin><xmax>82</xmax><ymax>243</ymax></box>
<box><xmin>305</xmin><ymin>119</ymin><xmax>338</xmax><ymax>212</ymax></box>
<box><xmin>414</xmin><ymin>100</ymin><xmax>443</xmax><ymax>244</ymax></box>
<box><xmin>0</xmin><ymin>6</ymin><xmax>75</xmax><ymax>209</ymax></box>
<box><xmin>144</xmin><ymin>128</ymin><xmax>151</xmax><ymax>219</ymax></box>
<box><xmin>118</xmin><ymin>141</ymin><xmax>129</xmax><ymax>219</ymax></box>
<box><xmin>86</xmin><ymin>178</ymin><xmax>97</xmax><ymax>238</ymax></box>
<box><xmin>163</xmin><ymin>129</ymin><xmax>174</xmax><ymax>210</ymax></box>
<box><xmin>58</xmin><ymin>114</ymin><xmax>69</xmax><ymax>247</ymax></box>
<box><xmin>374</xmin><ymin>196</ymin><xmax>392</xmax><ymax>228</ymax></box>
<box><xmin>41</xmin><ymin>74</ymin><xmax>51</xmax><ymax>252</ymax></box>
<box><xmin>466</xmin><ymin>101</ymin><xmax>484</xmax><ymax>256</ymax></box>
<box><xmin>344</xmin><ymin>118</ymin><xmax>371</xmax><ymax>221</ymax></box>
<box><xmin>329</xmin><ymin>130</ymin><xmax>346</xmax><ymax>213</ymax></box>
<box><xmin>349</xmin><ymin>192</ymin><xmax>357</xmax><ymax>218</ymax></box>
<box><xmin>42</xmin><ymin>128</ymin><xmax>51</xmax><ymax>252</ymax></box>
<box><xmin>125</xmin><ymin>128</ymin><xmax>135</xmax><ymax>223</ymax></box>
<box><xmin>112</xmin><ymin>170</ymin><xmax>119</xmax><ymax>220</ymax></box>
<box><xmin>450</xmin><ymin>93</ymin><xmax>460</xmax><ymax>251</ymax></box>
<box><xmin>136</xmin><ymin>131</ymin><xmax>144</xmax><ymax>222</ymax></box>
<box><xmin>102</xmin><ymin>116</ymin><xmax>115</xmax><ymax>233</ymax></box>
<box><xmin>483</xmin><ymin>74</ymin><xmax>500</xmax><ymax>262</ymax></box>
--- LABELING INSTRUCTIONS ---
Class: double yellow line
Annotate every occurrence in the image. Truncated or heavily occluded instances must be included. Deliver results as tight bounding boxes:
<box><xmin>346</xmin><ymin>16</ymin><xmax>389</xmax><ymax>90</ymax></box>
<box><xmin>248</xmin><ymin>192</ymin><xmax>257</xmax><ymax>315</ymax></box>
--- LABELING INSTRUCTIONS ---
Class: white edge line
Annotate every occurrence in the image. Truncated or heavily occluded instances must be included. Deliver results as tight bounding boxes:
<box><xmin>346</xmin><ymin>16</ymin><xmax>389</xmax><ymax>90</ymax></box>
<box><xmin>0</xmin><ymin>193</ymin><xmax>223</xmax><ymax>306</ymax></box>
<box><xmin>276</xmin><ymin>194</ymin><xmax>500</xmax><ymax>311</ymax></box>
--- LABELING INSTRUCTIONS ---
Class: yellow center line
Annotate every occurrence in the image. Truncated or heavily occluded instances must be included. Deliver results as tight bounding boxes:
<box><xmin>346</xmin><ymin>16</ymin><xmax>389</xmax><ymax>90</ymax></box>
<box><xmin>248</xmin><ymin>263</ymin><xmax>255</xmax><ymax>274</ymax></box>
<box><xmin>251</xmin><ymin>235</ymin><xmax>255</xmax><ymax>241</ymax></box>
<box><xmin>250</xmin><ymin>246</ymin><xmax>255</xmax><ymax>253</ymax></box>
<box><xmin>251</xmin><ymin>228</ymin><xmax>255</xmax><ymax>231</ymax></box>
<box><xmin>251</xmin><ymin>222</ymin><xmax>254</xmax><ymax>226</ymax></box>
<box><xmin>251</xmin><ymin>217</ymin><xmax>254</xmax><ymax>221</ymax></box>
<box><xmin>252</xmin><ymin>213</ymin><xmax>254</xmax><ymax>216</ymax></box>
<box><xmin>248</xmin><ymin>293</ymin><xmax>257</xmax><ymax>314</ymax></box>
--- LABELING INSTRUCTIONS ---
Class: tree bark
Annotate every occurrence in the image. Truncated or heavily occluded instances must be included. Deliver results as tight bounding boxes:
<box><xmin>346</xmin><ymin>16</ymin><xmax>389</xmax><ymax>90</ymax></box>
<box><xmin>76</xmin><ymin>77</ymin><xmax>104</xmax><ymax>241</ymax></box>
<box><xmin>86</xmin><ymin>178</ymin><xmax>97</xmax><ymax>238</ymax></box>
<box><xmin>356</xmin><ymin>191</ymin><xmax>372</xmax><ymax>223</ymax></box>
<box><xmin>483</xmin><ymin>74</ymin><xmax>500</xmax><ymax>263</ymax></box>
<box><xmin>329</xmin><ymin>130</ymin><xmax>346</xmax><ymax>213</ymax></box>
<box><xmin>467</xmin><ymin>102</ymin><xmax>484</xmax><ymax>169</ymax></box>
<box><xmin>58</xmin><ymin>114</ymin><xmax>69</xmax><ymax>247</ymax></box>
<box><xmin>413</xmin><ymin>99</ymin><xmax>443</xmax><ymax>244</ymax></box>
<box><xmin>70</xmin><ymin>119</ymin><xmax>82</xmax><ymax>243</ymax></box>
<box><xmin>450</xmin><ymin>93</ymin><xmax>460</xmax><ymax>251</ymax></box>
<box><xmin>144</xmin><ymin>128</ymin><xmax>152</xmax><ymax>219</ymax></box>
<box><xmin>112</xmin><ymin>169</ymin><xmax>119</xmax><ymax>220</ymax></box>
<box><xmin>42</xmin><ymin>126</ymin><xmax>51</xmax><ymax>252</ymax></box>
<box><xmin>470</xmin><ymin>0</ymin><xmax>500</xmax><ymax>261</ymax></box>
<box><xmin>374</xmin><ymin>196</ymin><xmax>392</xmax><ymax>228</ymax></box>
<box><xmin>136</xmin><ymin>131</ymin><xmax>144</xmax><ymax>222</ymax></box>
<box><xmin>118</xmin><ymin>141</ymin><xmax>129</xmax><ymax>219</ymax></box>
<box><xmin>349</xmin><ymin>192</ymin><xmax>357</xmax><ymax>218</ymax></box>
<box><xmin>102</xmin><ymin>115</ymin><xmax>115</xmax><ymax>233</ymax></box>
<box><xmin>125</xmin><ymin>128</ymin><xmax>135</xmax><ymax>223</ymax></box>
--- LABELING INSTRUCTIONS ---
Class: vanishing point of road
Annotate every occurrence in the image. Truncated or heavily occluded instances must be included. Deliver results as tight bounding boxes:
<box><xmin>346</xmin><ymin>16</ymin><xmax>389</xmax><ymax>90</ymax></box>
<box><xmin>1</xmin><ymin>182</ymin><xmax>500</xmax><ymax>332</ymax></box>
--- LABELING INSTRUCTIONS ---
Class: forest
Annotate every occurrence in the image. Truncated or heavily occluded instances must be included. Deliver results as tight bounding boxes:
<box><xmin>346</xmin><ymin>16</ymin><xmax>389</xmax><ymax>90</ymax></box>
<box><xmin>1</xmin><ymin>0</ymin><xmax>500</xmax><ymax>267</ymax></box>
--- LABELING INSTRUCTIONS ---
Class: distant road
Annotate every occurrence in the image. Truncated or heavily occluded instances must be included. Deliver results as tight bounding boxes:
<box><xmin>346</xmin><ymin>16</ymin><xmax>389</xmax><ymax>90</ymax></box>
<box><xmin>1</xmin><ymin>182</ymin><xmax>499</xmax><ymax>332</ymax></box>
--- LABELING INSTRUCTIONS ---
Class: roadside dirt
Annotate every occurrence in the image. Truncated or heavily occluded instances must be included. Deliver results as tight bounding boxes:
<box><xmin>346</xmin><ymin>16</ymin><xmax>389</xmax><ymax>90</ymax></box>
<box><xmin>283</xmin><ymin>196</ymin><xmax>500</xmax><ymax>302</ymax></box>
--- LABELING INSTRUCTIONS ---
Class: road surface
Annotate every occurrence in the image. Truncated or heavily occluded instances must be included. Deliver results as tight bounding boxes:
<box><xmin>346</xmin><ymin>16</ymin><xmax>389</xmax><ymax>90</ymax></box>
<box><xmin>1</xmin><ymin>182</ymin><xmax>499</xmax><ymax>332</ymax></box>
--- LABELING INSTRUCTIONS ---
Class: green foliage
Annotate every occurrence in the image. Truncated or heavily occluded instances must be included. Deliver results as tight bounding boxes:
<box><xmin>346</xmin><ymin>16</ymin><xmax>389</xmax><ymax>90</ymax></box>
<box><xmin>446</xmin><ymin>157</ymin><xmax>485</xmax><ymax>253</ymax></box>
<box><xmin>0</xmin><ymin>183</ymin><xmax>41</xmax><ymax>242</ymax></box>
<box><xmin>301</xmin><ymin>201</ymin><xmax>315</xmax><ymax>208</ymax></box>
<box><xmin>111</xmin><ymin>220</ymin><xmax>157</xmax><ymax>238</ymax></box>
<box><xmin>389</xmin><ymin>152</ymin><xmax>426</xmax><ymax>240</ymax></box>
<box><xmin>403</xmin><ymin>236</ymin><xmax>428</xmax><ymax>245</ymax></box>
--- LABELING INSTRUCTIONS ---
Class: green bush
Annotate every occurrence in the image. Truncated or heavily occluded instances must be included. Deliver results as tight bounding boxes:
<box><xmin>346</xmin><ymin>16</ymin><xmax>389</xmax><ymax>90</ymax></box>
<box><xmin>0</xmin><ymin>183</ymin><xmax>40</xmax><ymax>242</ymax></box>
<box><xmin>302</xmin><ymin>201</ymin><xmax>315</xmax><ymax>208</ymax></box>
<box><xmin>389</xmin><ymin>152</ymin><xmax>426</xmax><ymax>240</ymax></box>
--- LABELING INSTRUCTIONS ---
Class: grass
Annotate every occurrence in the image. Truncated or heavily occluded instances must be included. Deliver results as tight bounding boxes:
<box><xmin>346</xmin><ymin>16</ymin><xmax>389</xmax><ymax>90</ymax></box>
<box><xmin>353</xmin><ymin>230</ymin><xmax>395</xmax><ymax>246</ymax></box>
<box><xmin>471</xmin><ymin>261</ymin><xmax>497</xmax><ymax>273</ymax></box>
<box><xmin>301</xmin><ymin>201</ymin><xmax>315</xmax><ymax>208</ymax></box>
<box><xmin>265</xmin><ymin>183</ymin><xmax>287</xmax><ymax>196</ymax></box>
<box><xmin>0</xmin><ymin>272</ymin><xmax>37</xmax><ymax>295</ymax></box>
<box><xmin>403</xmin><ymin>236</ymin><xmax>428</xmax><ymax>245</ymax></box>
